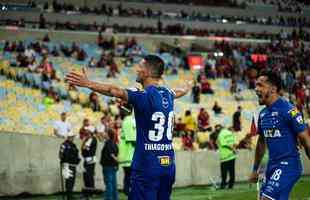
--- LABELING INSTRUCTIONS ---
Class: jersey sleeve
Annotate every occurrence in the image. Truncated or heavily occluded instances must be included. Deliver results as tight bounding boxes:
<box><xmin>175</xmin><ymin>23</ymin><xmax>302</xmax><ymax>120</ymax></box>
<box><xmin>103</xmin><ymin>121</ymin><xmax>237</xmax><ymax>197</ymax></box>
<box><xmin>287</xmin><ymin>107</ymin><xmax>307</xmax><ymax>135</ymax></box>
<box><xmin>126</xmin><ymin>88</ymin><xmax>148</xmax><ymax>112</ymax></box>
<box><xmin>167</xmin><ymin>87</ymin><xmax>176</xmax><ymax>97</ymax></box>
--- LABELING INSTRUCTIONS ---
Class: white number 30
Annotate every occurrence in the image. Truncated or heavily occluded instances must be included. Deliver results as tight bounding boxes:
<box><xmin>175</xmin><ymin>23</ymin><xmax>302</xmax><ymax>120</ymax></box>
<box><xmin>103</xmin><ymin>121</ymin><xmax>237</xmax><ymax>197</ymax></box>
<box><xmin>148</xmin><ymin>111</ymin><xmax>174</xmax><ymax>142</ymax></box>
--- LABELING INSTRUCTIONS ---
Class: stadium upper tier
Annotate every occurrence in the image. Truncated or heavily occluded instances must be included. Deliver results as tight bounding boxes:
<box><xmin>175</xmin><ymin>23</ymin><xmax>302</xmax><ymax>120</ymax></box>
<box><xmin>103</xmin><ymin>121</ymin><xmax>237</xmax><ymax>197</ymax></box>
<box><xmin>1</xmin><ymin>0</ymin><xmax>310</xmax><ymax>22</ymax></box>
<box><xmin>1</xmin><ymin>0</ymin><xmax>309</xmax><ymax>15</ymax></box>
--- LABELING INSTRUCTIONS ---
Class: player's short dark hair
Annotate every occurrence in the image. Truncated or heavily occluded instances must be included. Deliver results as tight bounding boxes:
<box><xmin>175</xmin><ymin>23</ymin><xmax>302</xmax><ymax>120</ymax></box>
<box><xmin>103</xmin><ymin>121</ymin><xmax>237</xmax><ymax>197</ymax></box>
<box><xmin>143</xmin><ymin>55</ymin><xmax>165</xmax><ymax>79</ymax></box>
<box><xmin>259</xmin><ymin>70</ymin><xmax>282</xmax><ymax>92</ymax></box>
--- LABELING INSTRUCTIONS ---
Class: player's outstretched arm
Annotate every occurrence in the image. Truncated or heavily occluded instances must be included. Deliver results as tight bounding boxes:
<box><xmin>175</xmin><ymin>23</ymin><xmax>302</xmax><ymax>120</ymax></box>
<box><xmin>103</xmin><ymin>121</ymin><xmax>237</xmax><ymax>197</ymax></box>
<box><xmin>65</xmin><ymin>68</ymin><xmax>128</xmax><ymax>101</ymax></box>
<box><xmin>173</xmin><ymin>80</ymin><xmax>193</xmax><ymax>99</ymax></box>
<box><xmin>249</xmin><ymin>134</ymin><xmax>266</xmax><ymax>183</ymax></box>
<box><xmin>298</xmin><ymin>129</ymin><xmax>310</xmax><ymax>160</ymax></box>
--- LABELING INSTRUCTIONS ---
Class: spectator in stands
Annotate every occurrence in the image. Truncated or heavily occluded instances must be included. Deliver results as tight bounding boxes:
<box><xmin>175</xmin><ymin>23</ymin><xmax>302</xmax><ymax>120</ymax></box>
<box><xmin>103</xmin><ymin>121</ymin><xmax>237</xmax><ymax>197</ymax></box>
<box><xmin>174</xmin><ymin>117</ymin><xmax>186</xmax><ymax>137</ymax></box>
<box><xmin>24</xmin><ymin>46</ymin><xmax>36</xmax><ymax>60</ymax></box>
<box><xmin>106</xmin><ymin>59</ymin><xmax>119</xmax><ymax>78</ymax></box>
<box><xmin>60</xmin><ymin>43</ymin><xmax>72</xmax><ymax>57</ymax></box>
<box><xmin>31</xmin><ymin>41</ymin><xmax>42</xmax><ymax>54</ymax></box>
<box><xmin>51</xmin><ymin>46</ymin><xmax>60</xmax><ymax>57</ymax></box>
<box><xmin>100</xmin><ymin>128</ymin><xmax>119</xmax><ymax>200</ymax></box>
<box><xmin>27</xmin><ymin>56</ymin><xmax>38</xmax><ymax>72</ymax></box>
<box><xmin>37</xmin><ymin>56</ymin><xmax>53</xmax><ymax>75</ymax></box>
<box><xmin>191</xmin><ymin>81</ymin><xmax>201</xmax><ymax>103</ymax></box>
<box><xmin>88</xmin><ymin>57</ymin><xmax>97</xmax><ymax>68</ymax></box>
<box><xmin>200</xmin><ymin>76</ymin><xmax>214</xmax><ymax>94</ymax></box>
<box><xmin>230</xmin><ymin>78</ymin><xmax>238</xmax><ymax>94</ymax></box>
<box><xmin>16</xmin><ymin>41</ymin><xmax>25</xmax><ymax>53</ymax></box>
<box><xmin>79</xmin><ymin>118</ymin><xmax>95</xmax><ymax>140</ymax></box>
<box><xmin>10</xmin><ymin>41</ymin><xmax>17</xmax><ymax>52</ymax></box>
<box><xmin>88</xmin><ymin>92</ymin><xmax>101</xmax><ymax>112</ymax></box>
<box><xmin>212</xmin><ymin>101</ymin><xmax>223</xmax><ymax>114</ymax></box>
<box><xmin>53</xmin><ymin>112</ymin><xmax>72</xmax><ymax>138</ymax></box>
<box><xmin>43</xmin><ymin>34</ymin><xmax>50</xmax><ymax>43</ymax></box>
<box><xmin>216</xmin><ymin>124</ymin><xmax>237</xmax><ymax>189</ymax></box>
<box><xmin>41</xmin><ymin>71</ymin><xmax>53</xmax><ymax>92</ymax></box>
<box><xmin>183</xmin><ymin>110</ymin><xmax>197</xmax><ymax>138</ymax></box>
<box><xmin>3</xmin><ymin>41</ymin><xmax>10</xmax><ymax>53</ymax></box>
<box><xmin>18</xmin><ymin>18</ymin><xmax>25</xmax><ymax>28</ymax></box>
<box><xmin>182</xmin><ymin>132</ymin><xmax>194</xmax><ymax>151</ymax></box>
<box><xmin>232</xmin><ymin>106</ymin><xmax>242</xmax><ymax>132</ymax></box>
<box><xmin>77</xmin><ymin>47</ymin><xmax>87</xmax><ymax>61</ymax></box>
<box><xmin>97</xmin><ymin>53</ymin><xmax>107</xmax><ymax>68</ymax></box>
<box><xmin>16</xmin><ymin>53</ymin><xmax>28</xmax><ymax>67</ymax></box>
<box><xmin>39</xmin><ymin>13</ymin><xmax>46</xmax><ymax>29</ymax></box>
<box><xmin>97</xmin><ymin>32</ymin><xmax>104</xmax><ymax>47</ymax></box>
<box><xmin>197</xmin><ymin>108</ymin><xmax>211</xmax><ymax>132</ymax></box>
<box><xmin>70</xmin><ymin>42</ymin><xmax>79</xmax><ymax>55</ymax></box>
<box><xmin>208</xmin><ymin>125</ymin><xmax>220</xmax><ymax>150</ymax></box>
<box><xmin>96</xmin><ymin>116</ymin><xmax>107</xmax><ymax>142</ymax></box>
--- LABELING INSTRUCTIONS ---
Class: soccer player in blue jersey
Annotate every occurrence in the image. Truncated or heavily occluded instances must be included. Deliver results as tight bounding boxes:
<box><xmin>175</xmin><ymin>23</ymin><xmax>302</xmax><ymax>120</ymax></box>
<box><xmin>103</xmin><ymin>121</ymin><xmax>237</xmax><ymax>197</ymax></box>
<box><xmin>249</xmin><ymin>70</ymin><xmax>310</xmax><ymax>200</ymax></box>
<box><xmin>66</xmin><ymin>55</ymin><xmax>191</xmax><ymax>200</ymax></box>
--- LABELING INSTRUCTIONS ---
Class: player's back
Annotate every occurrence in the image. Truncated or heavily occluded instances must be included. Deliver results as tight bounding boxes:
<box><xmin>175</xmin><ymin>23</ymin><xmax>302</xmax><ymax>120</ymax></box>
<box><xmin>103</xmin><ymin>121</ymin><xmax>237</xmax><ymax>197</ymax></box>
<box><xmin>127</xmin><ymin>85</ymin><xmax>175</xmax><ymax>175</ymax></box>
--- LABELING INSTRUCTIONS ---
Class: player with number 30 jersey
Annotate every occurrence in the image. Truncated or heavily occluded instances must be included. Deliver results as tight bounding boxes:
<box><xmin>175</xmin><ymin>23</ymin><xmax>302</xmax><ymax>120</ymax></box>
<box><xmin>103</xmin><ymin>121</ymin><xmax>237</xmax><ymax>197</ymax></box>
<box><xmin>127</xmin><ymin>85</ymin><xmax>176</xmax><ymax>200</ymax></box>
<box><xmin>66</xmin><ymin>55</ymin><xmax>192</xmax><ymax>200</ymax></box>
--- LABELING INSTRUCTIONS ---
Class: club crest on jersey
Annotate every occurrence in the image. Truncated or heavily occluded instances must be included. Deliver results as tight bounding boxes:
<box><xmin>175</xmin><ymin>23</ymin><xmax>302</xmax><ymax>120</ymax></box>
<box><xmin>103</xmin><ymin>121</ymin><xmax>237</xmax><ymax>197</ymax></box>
<box><xmin>162</xmin><ymin>97</ymin><xmax>169</xmax><ymax>108</ymax></box>
<box><xmin>260</xmin><ymin>112</ymin><xmax>266</xmax><ymax>118</ymax></box>
<box><xmin>296</xmin><ymin>115</ymin><xmax>304</xmax><ymax>124</ymax></box>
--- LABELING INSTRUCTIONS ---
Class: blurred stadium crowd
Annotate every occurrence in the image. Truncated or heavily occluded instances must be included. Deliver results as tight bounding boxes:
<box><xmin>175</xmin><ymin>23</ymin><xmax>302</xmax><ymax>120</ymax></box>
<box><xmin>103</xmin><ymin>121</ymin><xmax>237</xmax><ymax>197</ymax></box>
<box><xmin>0</xmin><ymin>0</ymin><xmax>309</xmax><ymax>151</ymax></box>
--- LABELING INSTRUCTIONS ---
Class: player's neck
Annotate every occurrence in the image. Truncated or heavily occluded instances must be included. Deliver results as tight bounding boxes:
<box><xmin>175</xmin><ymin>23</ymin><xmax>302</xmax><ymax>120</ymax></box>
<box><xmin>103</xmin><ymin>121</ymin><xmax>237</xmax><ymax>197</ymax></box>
<box><xmin>142</xmin><ymin>78</ymin><xmax>160</xmax><ymax>89</ymax></box>
<box><xmin>266</xmin><ymin>94</ymin><xmax>280</xmax><ymax>107</ymax></box>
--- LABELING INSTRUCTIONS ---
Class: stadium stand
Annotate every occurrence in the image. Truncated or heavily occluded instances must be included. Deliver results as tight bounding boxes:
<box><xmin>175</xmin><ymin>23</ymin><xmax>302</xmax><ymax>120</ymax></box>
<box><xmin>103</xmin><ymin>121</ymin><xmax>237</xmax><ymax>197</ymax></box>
<box><xmin>1</xmin><ymin>28</ymin><xmax>309</xmax><ymax>151</ymax></box>
<box><xmin>1</xmin><ymin>1</ymin><xmax>310</xmax><ymax>198</ymax></box>
<box><xmin>0</xmin><ymin>0</ymin><xmax>309</xmax><ymax>152</ymax></box>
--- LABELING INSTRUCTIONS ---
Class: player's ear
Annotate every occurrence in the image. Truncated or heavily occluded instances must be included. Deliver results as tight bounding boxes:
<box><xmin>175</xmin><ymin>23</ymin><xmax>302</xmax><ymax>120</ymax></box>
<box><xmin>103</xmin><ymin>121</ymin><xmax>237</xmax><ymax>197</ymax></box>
<box><xmin>271</xmin><ymin>85</ymin><xmax>277</xmax><ymax>94</ymax></box>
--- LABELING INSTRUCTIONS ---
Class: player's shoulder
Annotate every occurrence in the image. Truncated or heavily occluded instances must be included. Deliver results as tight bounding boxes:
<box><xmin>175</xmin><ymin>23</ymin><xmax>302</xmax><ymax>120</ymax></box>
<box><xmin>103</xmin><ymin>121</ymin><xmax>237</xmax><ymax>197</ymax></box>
<box><xmin>156</xmin><ymin>86</ymin><xmax>175</xmax><ymax>97</ymax></box>
<box><xmin>275</xmin><ymin>98</ymin><xmax>295</xmax><ymax>115</ymax></box>
<box><xmin>258</xmin><ymin>107</ymin><xmax>268</xmax><ymax>119</ymax></box>
<box><xmin>127</xmin><ymin>87</ymin><xmax>142</xmax><ymax>93</ymax></box>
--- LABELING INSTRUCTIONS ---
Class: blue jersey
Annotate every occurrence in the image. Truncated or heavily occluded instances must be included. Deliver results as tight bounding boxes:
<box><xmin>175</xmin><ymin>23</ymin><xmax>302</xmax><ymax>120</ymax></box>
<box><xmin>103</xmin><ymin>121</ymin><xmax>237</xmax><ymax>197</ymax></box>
<box><xmin>258</xmin><ymin>97</ymin><xmax>307</xmax><ymax>163</ymax></box>
<box><xmin>127</xmin><ymin>85</ymin><xmax>175</xmax><ymax>173</ymax></box>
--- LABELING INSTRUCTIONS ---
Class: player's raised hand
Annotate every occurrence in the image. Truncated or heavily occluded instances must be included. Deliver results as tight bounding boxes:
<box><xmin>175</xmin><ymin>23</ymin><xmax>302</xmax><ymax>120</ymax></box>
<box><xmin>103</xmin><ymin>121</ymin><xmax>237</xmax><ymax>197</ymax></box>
<box><xmin>65</xmin><ymin>68</ymin><xmax>90</xmax><ymax>88</ymax></box>
<box><xmin>173</xmin><ymin>77</ymin><xmax>194</xmax><ymax>99</ymax></box>
<box><xmin>185</xmin><ymin>79</ymin><xmax>194</xmax><ymax>90</ymax></box>
<box><xmin>249</xmin><ymin>171</ymin><xmax>259</xmax><ymax>183</ymax></box>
